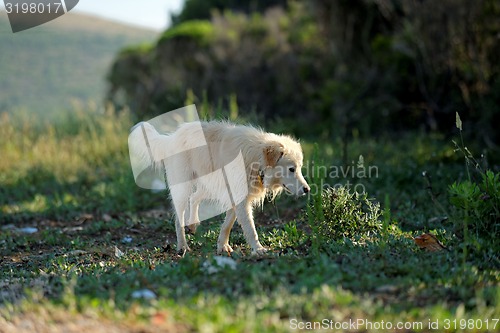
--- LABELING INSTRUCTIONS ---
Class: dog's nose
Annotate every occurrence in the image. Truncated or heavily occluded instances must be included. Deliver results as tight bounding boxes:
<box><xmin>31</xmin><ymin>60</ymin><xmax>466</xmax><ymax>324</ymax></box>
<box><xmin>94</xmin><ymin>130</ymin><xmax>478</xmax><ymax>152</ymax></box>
<box><xmin>303</xmin><ymin>186</ymin><xmax>310</xmax><ymax>194</ymax></box>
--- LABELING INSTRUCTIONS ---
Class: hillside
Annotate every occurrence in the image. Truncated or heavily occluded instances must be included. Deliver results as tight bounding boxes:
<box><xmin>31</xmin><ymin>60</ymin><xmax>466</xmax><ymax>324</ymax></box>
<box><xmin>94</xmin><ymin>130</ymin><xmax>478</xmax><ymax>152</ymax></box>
<box><xmin>0</xmin><ymin>11</ymin><xmax>158</xmax><ymax>116</ymax></box>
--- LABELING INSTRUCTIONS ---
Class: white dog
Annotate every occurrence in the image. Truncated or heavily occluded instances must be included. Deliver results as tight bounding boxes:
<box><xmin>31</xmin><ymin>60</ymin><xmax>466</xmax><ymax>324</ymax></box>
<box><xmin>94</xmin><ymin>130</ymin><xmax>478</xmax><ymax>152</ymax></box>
<box><xmin>135</xmin><ymin>121</ymin><xmax>310</xmax><ymax>255</ymax></box>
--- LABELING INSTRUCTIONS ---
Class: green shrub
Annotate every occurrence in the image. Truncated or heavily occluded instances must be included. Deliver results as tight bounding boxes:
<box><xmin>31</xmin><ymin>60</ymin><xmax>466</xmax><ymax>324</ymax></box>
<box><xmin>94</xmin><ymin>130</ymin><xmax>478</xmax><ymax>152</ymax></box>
<box><xmin>449</xmin><ymin>113</ymin><xmax>500</xmax><ymax>248</ymax></box>
<box><xmin>158</xmin><ymin>20</ymin><xmax>215</xmax><ymax>45</ymax></box>
<box><xmin>449</xmin><ymin>170</ymin><xmax>500</xmax><ymax>241</ymax></box>
<box><xmin>119</xmin><ymin>43</ymin><xmax>154</xmax><ymax>56</ymax></box>
<box><xmin>306</xmin><ymin>186</ymin><xmax>382</xmax><ymax>241</ymax></box>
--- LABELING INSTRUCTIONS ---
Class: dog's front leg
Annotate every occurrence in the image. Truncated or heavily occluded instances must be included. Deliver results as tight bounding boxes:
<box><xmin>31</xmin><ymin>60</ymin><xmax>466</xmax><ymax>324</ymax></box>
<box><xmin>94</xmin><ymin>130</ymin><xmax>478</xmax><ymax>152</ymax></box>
<box><xmin>175</xmin><ymin>211</ymin><xmax>190</xmax><ymax>254</ymax></box>
<box><xmin>170</xmin><ymin>182</ymin><xmax>191</xmax><ymax>254</ymax></box>
<box><xmin>235</xmin><ymin>201</ymin><xmax>267</xmax><ymax>255</ymax></box>
<box><xmin>217</xmin><ymin>208</ymin><xmax>236</xmax><ymax>254</ymax></box>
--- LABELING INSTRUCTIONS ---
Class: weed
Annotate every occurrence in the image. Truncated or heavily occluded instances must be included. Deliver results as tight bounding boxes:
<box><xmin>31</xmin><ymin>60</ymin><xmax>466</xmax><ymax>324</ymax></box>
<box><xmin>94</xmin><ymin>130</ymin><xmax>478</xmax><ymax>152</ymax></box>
<box><xmin>448</xmin><ymin>113</ymin><xmax>500</xmax><ymax>266</ymax></box>
<box><xmin>306</xmin><ymin>186</ymin><xmax>383</xmax><ymax>242</ymax></box>
<box><xmin>449</xmin><ymin>172</ymin><xmax>498</xmax><ymax>235</ymax></box>
<box><xmin>304</xmin><ymin>143</ymin><xmax>325</xmax><ymax>253</ymax></box>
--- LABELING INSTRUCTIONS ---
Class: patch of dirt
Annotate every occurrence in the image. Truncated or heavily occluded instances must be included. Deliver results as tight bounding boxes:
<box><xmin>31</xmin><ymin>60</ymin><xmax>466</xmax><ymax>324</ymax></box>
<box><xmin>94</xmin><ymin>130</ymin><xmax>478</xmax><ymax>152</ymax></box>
<box><xmin>1</xmin><ymin>202</ymin><xmax>305</xmax><ymax>272</ymax></box>
<box><xmin>0</xmin><ymin>310</ymin><xmax>186</xmax><ymax>333</ymax></box>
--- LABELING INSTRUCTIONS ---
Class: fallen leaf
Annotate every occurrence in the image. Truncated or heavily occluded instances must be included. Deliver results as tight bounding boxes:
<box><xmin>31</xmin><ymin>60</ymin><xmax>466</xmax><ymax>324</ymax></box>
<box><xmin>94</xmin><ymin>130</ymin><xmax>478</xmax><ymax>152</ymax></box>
<box><xmin>75</xmin><ymin>213</ymin><xmax>94</xmax><ymax>224</ymax></box>
<box><xmin>151</xmin><ymin>311</ymin><xmax>169</xmax><ymax>325</ymax></box>
<box><xmin>414</xmin><ymin>233</ymin><xmax>447</xmax><ymax>252</ymax></box>
<box><xmin>114</xmin><ymin>246</ymin><xmax>124</xmax><ymax>258</ymax></box>
<box><xmin>427</xmin><ymin>216</ymin><xmax>448</xmax><ymax>224</ymax></box>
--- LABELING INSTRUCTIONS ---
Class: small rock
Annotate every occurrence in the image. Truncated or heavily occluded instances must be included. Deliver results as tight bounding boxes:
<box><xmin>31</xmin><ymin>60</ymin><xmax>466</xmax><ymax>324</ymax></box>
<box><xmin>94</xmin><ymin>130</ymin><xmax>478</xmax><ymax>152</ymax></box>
<box><xmin>121</xmin><ymin>236</ymin><xmax>133</xmax><ymax>243</ymax></box>
<box><xmin>131</xmin><ymin>289</ymin><xmax>156</xmax><ymax>300</ymax></box>
<box><xmin>18</xmin><ymin>227</ymin><xmax>38</xmax><ymax>234</ymax></box>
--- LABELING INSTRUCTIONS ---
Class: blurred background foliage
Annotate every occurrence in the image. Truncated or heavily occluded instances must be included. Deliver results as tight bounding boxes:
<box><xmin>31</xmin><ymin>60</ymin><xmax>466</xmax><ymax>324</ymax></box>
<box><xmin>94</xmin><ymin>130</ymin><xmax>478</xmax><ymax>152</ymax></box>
<box><xmin>106</xmin><ymin>0</ymin><xmax>500</xmax><ymax>147</ymax></box>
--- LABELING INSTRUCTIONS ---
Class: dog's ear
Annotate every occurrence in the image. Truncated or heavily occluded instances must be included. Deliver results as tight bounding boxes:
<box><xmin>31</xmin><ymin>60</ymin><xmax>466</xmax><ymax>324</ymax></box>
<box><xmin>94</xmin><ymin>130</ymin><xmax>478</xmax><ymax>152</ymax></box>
<box><xmin>264</xmin><ymin>144</ymin><xmax>284</xmax><ymax>167</ymax></box>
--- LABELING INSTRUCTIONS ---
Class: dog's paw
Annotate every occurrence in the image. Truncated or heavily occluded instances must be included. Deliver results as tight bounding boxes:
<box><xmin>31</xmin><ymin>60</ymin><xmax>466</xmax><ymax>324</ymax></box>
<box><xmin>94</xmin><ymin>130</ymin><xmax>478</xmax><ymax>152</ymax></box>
<box><xmin>185</xmin><ymin>222</ymin><xmax>199</xmax><ymax>234</ymax></box>
<box><xmin>176</xmin><ymin>244</ymin><xmax>191</xmax><ymax>257</ymax></box>
<box><xmin>251</xmin><ymin>246</ymin><xmax>268</xmax><ymax>256</ymax></box>
<box><xmin>217</xmin><ymin>243</ymin><xmax>234</xmax><ymax>255</ymax></box>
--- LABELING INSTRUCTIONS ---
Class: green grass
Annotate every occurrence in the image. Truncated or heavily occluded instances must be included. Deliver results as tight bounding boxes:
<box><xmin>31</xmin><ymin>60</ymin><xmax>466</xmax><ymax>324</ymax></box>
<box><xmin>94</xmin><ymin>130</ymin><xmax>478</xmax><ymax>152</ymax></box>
<box><xmin>0</xmin><ymin>109</ymin><xmax>499</xmax><ymax>332</ymax></box>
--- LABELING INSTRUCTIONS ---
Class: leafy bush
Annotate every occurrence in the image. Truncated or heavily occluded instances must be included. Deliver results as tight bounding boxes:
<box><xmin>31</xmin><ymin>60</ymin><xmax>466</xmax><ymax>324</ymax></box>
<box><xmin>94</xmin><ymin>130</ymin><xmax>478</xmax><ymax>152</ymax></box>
<box><xmin>306</xmin><ymin>186</ymin><xmax>382</xmax><ymax>241</ymax></box>
<box><xmin>107</xmin><ymin>4</ymin><xmax>327</xmax><ymax>126</ymax></box>
<box><xmin>108</xmin><ymin>0</ymin><xmax>500</xmax><ymax>144</ymax></box>
<box><xmin>170</xmin><ymin>0</ymin><xmax>288</xmax><ymax>26</ymax></box>
<box><xmin>449</xmin><ymin>113</ymin><xmax>500</xmax><ymax>246</ymax></box>
<box><xmin>449</xmin><ymin>170</ymin><xmax>500</xmax><ymax>241</ymax></box>
<box><xmin>159</xmin><ymin>20</ymin><xmax>215</xmax><ymax>45</ymax></box>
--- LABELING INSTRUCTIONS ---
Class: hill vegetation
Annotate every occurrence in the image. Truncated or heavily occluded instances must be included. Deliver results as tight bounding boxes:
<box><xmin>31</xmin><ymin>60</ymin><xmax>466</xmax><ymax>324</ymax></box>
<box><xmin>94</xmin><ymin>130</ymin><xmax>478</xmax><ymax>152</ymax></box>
<box><xmin>107</xmin><ymin>0</ymin><xmax>500</xmax><ymax>147</ymax></box>
<box><xmin>0</xmin><ymin>11</ymin><xmax>157</xmax><ymax>117</ymax></box>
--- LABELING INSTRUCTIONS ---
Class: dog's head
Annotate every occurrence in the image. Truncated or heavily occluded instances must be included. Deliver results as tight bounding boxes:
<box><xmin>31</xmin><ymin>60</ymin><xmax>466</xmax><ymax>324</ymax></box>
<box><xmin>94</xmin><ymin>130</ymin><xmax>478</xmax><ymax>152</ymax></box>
<box><xmin>261</xmin><ymin>137</ymin><xmax>310</xmax><ymax>197</ymax></box>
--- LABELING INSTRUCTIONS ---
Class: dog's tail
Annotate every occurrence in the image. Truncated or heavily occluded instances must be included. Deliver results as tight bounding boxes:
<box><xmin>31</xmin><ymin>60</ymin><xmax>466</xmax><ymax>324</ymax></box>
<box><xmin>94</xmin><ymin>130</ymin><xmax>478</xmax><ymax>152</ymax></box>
<box><xmin>128</xmin><ymin>122</ymin><xmax>172</xmax><ymax>189</ymax></box>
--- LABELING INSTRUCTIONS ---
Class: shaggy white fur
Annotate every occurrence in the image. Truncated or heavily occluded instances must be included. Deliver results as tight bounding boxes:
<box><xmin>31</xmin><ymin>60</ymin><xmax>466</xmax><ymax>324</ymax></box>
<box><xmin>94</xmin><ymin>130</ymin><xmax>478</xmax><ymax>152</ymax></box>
<box><xmin>132</xmin><ymin>121</ymin><xmax>309</xmax><ymax>255</ymax></box>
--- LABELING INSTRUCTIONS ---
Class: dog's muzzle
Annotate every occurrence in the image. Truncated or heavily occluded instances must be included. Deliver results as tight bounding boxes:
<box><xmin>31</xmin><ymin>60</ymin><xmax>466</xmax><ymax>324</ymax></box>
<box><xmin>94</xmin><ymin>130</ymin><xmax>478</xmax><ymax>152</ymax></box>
<box><xmin>300</xmin><ymin>185</ymin><xmax>310</xmax><ymax>195</ymax></box>
<box><xmin>283</xmin><ymin>184</ymin><xmax>310</xmax><ymax>196</ymax></box>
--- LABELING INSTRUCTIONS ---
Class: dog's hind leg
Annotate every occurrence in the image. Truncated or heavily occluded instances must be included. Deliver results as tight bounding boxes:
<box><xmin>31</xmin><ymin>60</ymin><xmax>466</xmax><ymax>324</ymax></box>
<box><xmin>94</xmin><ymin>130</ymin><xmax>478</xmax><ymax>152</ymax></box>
<box><xmin>174</xmin><ymin>214</ymin><xmax>189</xmax><ymax>255</ymax></box>
<box><xmin>187</xmin><ymin>186</ymin><xmax>204</xmax><ymax>233</ymax></box>
<box><xmin>217</xmin><ymin>208</ymin><xmax>236</xmax><ymax>254</ymax></box>
<box><xmin>235</xmin><ymin>201</ymin><xmax>267</xmax><ymax>255</ymax></box>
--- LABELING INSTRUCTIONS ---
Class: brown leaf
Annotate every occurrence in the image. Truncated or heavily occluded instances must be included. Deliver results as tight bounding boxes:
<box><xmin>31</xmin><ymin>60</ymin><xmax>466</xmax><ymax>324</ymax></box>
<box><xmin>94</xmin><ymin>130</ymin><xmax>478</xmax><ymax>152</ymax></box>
<box><xmin>414</xmin><ymin>233</ymin><xmax>447</xmax><ymax>252</ymax></box>
<box><xmin>151</xmin><ymin>311</ymin><xmax>169</xmax><ymax>326</ymax></box>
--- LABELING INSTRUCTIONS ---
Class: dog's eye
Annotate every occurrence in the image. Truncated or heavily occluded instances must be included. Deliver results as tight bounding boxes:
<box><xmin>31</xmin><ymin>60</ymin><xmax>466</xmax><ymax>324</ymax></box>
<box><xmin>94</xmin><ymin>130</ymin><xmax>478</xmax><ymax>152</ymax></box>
<box><xmin>289</xmin><ymin>167</ymin><xmax>296</xmax><ymax>173</ymax></box>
